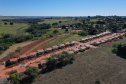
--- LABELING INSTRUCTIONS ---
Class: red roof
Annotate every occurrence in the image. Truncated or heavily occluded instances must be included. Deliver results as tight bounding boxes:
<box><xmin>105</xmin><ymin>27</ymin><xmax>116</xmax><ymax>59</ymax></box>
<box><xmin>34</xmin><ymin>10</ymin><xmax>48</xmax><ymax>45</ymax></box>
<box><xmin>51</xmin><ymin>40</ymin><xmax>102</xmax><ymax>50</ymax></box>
<box><xmin>29</xmin><ymin>52</ymin><xmax>37</xmax><ymax>56</ymax></box>
<box><xmin>40</xmin><ymin>60</ymin><xmax>47</xmax><ymax>64</ymax></box>
<box><xmin>60</xmin><ymin>44</ymin><xmax>65</xmax><ymax>47</ymax></box>
<box><xmin>17</xmin><ymin>67</ymin><xmax>26</xmax><ymax>73</ymax></box>
<box><xmin>29</xmin><ymin>63</ymin><xmax>38</xmax><ymax>67</ymax></box>
<box><xmin>68</xmin><ymin>51</ymin><xmax>74</xmax><ymax>54</ymax></box>
<box><xmin>38</xmin><ymin>49</ymin><xmax>44</xmax><ymax>52</ymax></box>
<box><xmin>10</xmin><ymin>58</ymin><xmax>18</xmax><ymax>62</ymax></box>
<box><xmin>46</xmin><ymin>48</ymin><xmax>52</xmax><ymax>51</ymax></box>
<box><xmin>20</xmin><ymin>55</ymin><xmax>27</xmax><ymax>59</ymax></box>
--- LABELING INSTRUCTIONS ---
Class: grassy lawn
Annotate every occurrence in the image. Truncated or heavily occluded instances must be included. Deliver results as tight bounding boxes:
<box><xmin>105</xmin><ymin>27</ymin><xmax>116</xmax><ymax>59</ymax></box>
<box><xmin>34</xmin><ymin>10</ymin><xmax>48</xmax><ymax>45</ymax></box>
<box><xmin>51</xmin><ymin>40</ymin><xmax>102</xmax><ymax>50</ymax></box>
<box><xmin>0</xmin><ymin>22</ymin><xmax>29</xmax><ymax>37</ymax></box>
<box><xmin>33</xmin><ymin>37</ymin><xmax>126</xmax><ymax>84</ymax></box>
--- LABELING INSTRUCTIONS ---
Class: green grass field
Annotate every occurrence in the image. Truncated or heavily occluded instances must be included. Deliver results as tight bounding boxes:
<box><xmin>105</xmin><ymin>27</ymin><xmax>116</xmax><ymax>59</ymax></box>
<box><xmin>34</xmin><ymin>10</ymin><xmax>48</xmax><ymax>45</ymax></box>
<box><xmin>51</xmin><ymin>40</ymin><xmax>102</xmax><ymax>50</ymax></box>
<box><xmin>0</xmin><ymin>22</ymin><xmax>29</xmax><ymax>37</ymax></box>
<box><xmin>33</xmin><ymin>37</ymin><xmax>126</xmax><ymax>84</ymax></box>
<box><xmin>47</xmin><ymin>33</ymin><xmax>89</xmax><ymax>47</ymax></box>
<box><xmin>38</xmin><ymin>19</ymin><xmax>69</xmax><ymax>24</ymax></box>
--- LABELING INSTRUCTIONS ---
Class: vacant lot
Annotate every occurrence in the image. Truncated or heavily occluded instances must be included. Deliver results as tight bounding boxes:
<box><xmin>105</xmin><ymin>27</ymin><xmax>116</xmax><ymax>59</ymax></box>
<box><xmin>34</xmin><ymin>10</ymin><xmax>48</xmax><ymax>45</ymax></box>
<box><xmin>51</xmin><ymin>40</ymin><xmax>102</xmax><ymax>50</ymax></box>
<box><xmin>33</xmin><ymin>37</ymin><xmax>126</xmax><ymax>84</ymax></box>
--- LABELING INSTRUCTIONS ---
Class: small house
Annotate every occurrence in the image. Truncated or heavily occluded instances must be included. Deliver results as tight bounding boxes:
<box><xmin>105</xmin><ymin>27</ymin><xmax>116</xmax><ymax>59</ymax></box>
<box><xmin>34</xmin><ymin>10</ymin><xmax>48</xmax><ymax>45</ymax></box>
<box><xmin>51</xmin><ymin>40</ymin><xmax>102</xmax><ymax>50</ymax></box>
<box><xmin>40</xmin><ymin>60</ymin><xmax>47</xmax><ymax>65</ymax></box>
<box><xmin>52</xmin><ymin>45</ymin><xmax>59</xmax><ymax>50</ymax></box>
<box><xmin>10</xmin><ymin>58</ymin><xmax>18</xmax><ymax>64</ymax></box>
<box><xmin>67</xmin><ymin>51</ymin><xmax>74</xmax><ymax>54</ymax></box>
<box><xmin>19</xmin><ymin>55</ymin><xmax>27</xmax><ymax>61</ymax></box>
<box><xmin>73</xmin><ymin>48</ymin><xmax>79</xmax><ymax>53</ymax></box>
<box><xmin>85</xmin><ymin>45</ymin><xmax>90</xmax><ymax>49</ymax></box>
<box><xmin>80</xmin><ymin>46</ymin><xmax>86</xmax><ymax>50</ymax></box>
<box><xmin>70</xmin><ymin>41</ymin><xmax>76</xmax><ymax>45</ymax></box>
<box><xmin>46</xmin><ymin>48</ymin><xmax>52</xmax><ymax>53</ymax></box>
<box><xmin>29</xmin><ymin>63</ymin><xmax>38</xmax><ymax>67</ymax></box>
<box><xmin>81</xmin><ymin>38</ymin><xmax>86</xmax><ymax>42</ymax></box>
<box><xmin>17</xmin><ymin>67</ymin><xmax>26</xmax><ymax>73</ymax></box>
<box><xmin>38</xmin><ymin>49</ymin><xmax>44</xmax><ymax>55</ymax></box>
<box><xmin>29</xmin><ymin>52</ymin><xmax>37</xmax><ymax>58</ymax></box>
<box><xmin>65</xmin><ymin>42</ymin><xmax>70</xmax><ymax>46</ymax></box>
<box><xmin>59</xmin><ymin>44</ymin><xmax>65</xmax><ymax>49</ymax></box>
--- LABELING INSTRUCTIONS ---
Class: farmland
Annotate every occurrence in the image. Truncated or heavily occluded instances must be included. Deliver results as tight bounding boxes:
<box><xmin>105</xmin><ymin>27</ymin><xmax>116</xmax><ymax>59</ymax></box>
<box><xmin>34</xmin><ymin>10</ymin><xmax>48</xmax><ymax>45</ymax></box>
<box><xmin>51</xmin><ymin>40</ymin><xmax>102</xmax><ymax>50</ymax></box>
<box><xmin>33</xmin><ymin>37</ymin><xmax>126</xmax><ymax>84</ymax></box>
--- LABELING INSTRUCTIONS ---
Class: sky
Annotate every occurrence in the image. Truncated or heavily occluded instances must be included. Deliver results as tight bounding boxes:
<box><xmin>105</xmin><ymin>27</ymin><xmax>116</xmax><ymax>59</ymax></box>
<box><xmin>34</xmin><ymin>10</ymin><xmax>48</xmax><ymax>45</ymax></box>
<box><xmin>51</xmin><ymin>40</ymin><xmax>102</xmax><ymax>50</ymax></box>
<box><xmin>0</xmin><ymin>0</ymin><xmax>126</xmax><ymax>16</ymax></box>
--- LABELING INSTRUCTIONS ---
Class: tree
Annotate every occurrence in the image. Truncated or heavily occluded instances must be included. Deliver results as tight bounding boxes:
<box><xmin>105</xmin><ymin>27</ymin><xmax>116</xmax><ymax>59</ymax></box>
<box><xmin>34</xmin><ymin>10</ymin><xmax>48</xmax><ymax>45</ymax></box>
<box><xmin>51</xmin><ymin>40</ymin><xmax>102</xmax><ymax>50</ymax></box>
<box><xmin>46</xmin><ymin>57</ymin><xmax>57</xmax><ymax>70</ymax></box>
<box><xmin>4</xmin><ymin>22</ymin><xmax>7</xmax><ymax>25</ymax></box>
<box><xmin>10</xmin><ymin>22</ymin><xmax>14</xmax><ymax>25</ymax></box>
<box><xmin>62</xmin><ymin>25</ymin><xmax>66</xmax><ymax>29</ymax></box>
<box><xmin>53</xmin><ymin>30</ymin><xmax>59</xmax><ymax>34</ymax></box>
<box><xmin>78</xmin><ymin>31</ymin><xmax>88</xmax><ymax>36</ymax></box>
<box><xmin>24</xmin><ymin>67</ymin><xmax>39</xmax><ymax>80</ymax></box>
<box><xmin>8</xmin><ymin>73</ymin><xmax>22</xmax><ymax>84</ymax></box>
<box><xmin>59</xmin><ymin>21</ymin><xmax>62</xmax><ymax>23</ymax></box>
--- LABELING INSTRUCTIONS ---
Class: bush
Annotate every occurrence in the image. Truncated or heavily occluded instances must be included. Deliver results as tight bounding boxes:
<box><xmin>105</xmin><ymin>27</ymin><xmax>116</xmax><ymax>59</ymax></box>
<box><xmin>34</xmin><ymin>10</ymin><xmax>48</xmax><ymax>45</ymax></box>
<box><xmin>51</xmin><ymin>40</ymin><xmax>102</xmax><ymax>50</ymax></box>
<box><xmin>94</xmin><ymin>42</ymin><xmax>99</xmax><ymax>46</ymax></box>
<box><xmin>78</xmin><ymin>31</ymin><xmax>88</xmax><ymax>36</ymax></box>
<box><xmin>24</xmin><ymin>67</ymin><xmax>39</xmax><ymax>80</ymax></box>
<box><xmin>79</xmin><ymin>48</ymin><xmax>84</xmax><ymax>52</ymax></box>
<box><xmin>53</xmin><ymin>30</ymin><xmax>59</xmax><ymax>34</ymax></box>
<box><xmin>112</xmin><ymin>43</ymin><xmax>126</xmax><ymax>58</ymax></box>
<box><xmin>8</xmin><ymin>73</ymin><xmax>22</xmax><ymax>84</ymax></box>
<box><xmin>119</xmin><ymin>35</ymin><xmax>123</xmax><ymax>39</ymax></box>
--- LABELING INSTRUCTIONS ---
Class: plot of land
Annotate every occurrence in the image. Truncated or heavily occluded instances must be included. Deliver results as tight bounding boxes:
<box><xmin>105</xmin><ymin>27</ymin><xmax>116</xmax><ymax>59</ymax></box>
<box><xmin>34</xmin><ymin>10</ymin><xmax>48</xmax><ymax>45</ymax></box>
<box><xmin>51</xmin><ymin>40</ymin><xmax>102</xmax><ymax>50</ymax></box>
<box><xmin>33</xmin><ymin>37</ymin><xmax>126</xmax><ymax>84</ymax></box>
<box><xmin>0</xmin><ymin>22</ymin><xmax>29</xmax><ymax>37</ymax></box>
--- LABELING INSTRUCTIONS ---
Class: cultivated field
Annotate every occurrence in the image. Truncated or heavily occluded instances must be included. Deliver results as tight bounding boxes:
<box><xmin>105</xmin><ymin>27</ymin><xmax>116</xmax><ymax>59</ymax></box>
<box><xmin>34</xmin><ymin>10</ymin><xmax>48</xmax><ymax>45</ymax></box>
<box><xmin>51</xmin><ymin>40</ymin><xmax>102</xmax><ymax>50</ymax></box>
<box><xmin>33</xmin><ymin>37</ymin><xmax>126</xmax><ymax>84</ymax></box>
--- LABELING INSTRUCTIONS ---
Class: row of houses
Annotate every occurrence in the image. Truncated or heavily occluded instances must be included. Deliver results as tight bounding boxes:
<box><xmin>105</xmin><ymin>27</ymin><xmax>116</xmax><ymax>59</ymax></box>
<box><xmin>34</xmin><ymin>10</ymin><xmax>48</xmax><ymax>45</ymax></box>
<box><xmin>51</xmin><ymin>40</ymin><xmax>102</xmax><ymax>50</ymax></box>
<box><xmin>7</xmin><ymin>41</ymin><xmax>77</xmax><ymax>65</ymax></box>
<box><xmin>80</xmin><ymin>31</ymin><xmax>111</xmax><ymax>42</ymax></box>
<box><xmin>67</xmin><ymin>45</ymin><xmax>91</xmax><ymax>54</ymax></box>
<box><xmin>91</xmin><ymin>33</ymin><xmax>125</xmax><ymax>46</ymax></box>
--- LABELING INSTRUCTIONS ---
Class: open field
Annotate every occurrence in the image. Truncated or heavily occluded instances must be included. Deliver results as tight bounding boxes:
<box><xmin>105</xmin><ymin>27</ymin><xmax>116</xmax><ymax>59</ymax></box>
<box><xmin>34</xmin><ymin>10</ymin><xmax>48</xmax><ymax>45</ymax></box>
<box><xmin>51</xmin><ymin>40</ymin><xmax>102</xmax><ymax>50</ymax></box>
<box><xmin>38</xmin><ymin>19</ymin><xmax>69</xmax><ymax>24</ymax></box>
<box><xmin>0</xmin><ymin>22</ymin><xmax>29</xmax><ymax>37</ymax></box>
<box><xmin>47</xmin><ymin>33</ymin><xmax>87</xmax><ymax>48</ymax></box>
<box><xmin>33</xmin><ymin>37</ymin><xmax>126</xmax><ymax>84</ymax></box>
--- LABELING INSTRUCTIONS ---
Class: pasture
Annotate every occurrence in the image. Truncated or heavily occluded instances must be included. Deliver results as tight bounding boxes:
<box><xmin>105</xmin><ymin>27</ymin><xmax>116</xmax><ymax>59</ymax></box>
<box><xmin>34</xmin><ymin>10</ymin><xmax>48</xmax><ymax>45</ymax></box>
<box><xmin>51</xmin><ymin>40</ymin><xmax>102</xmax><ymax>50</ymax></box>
<box><xmin>0</xmin><ymin>22</ymin><xmax>29</xmax><ymax>37</ymax></box>
<box><xmin>33</xmin><ymin>37</ymin><xmax>126</xmax><ymax>84</ymax></box>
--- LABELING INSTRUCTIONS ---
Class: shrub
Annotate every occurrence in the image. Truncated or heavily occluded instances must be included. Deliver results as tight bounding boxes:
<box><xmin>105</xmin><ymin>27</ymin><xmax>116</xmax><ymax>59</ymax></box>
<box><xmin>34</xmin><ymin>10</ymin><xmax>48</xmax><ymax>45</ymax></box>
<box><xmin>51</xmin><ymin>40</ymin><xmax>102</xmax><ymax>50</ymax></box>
<box><xmin>119</xmin><ymin>35</ymin><xmax>123</xmax><ymax>39</ymax></box>
<box><xmin>124</xmin><ymin>33</ymin><xmax>126</xmax><ymax>37</ymax></box>
<box><xmin>107</xmin><ymin>39</ymin><xmax>111</xmax><ymax>42</ymax></box>
<box><xmin>78</xmin><ymin>31</ymin><xmax>88</xmax><ymax>36</ymax></box>
<box><xmin>94</xmin><ymin>42</ymin><xmax>99</xmax><ymax>46</ymax></box>
<box><xmin>24</xmin><ymin>67</ymin><xmax>39</xmax><ymax>80</ymax></box>
<box><xmin>8</xmin><ymin>73</ymin><xmax>22</xmax><ymax>84</ymax></box>
<box><xmin>53</xmin><ymin>30</ymin><xmax>59</xmax><ymax>34</ymax></box>
<box><xmin>79</xmin><ymin>48</ymin><xmax>84</xmax><ymax>52</ymax></box>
